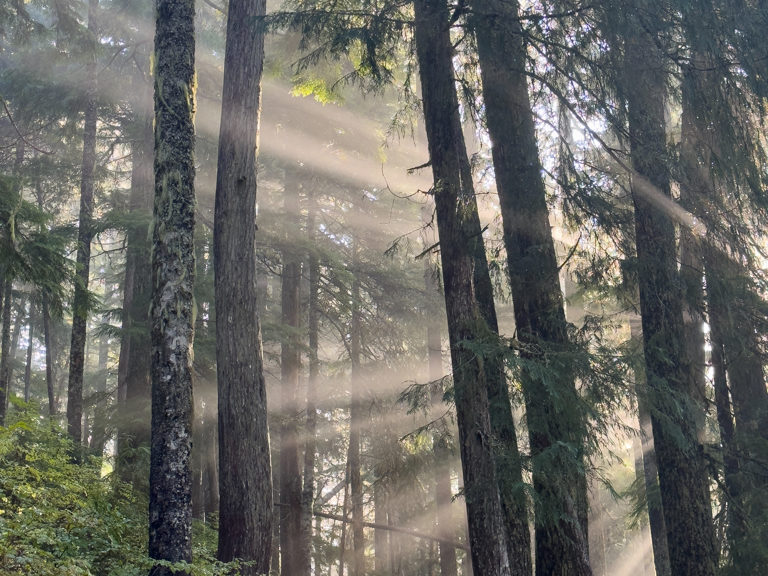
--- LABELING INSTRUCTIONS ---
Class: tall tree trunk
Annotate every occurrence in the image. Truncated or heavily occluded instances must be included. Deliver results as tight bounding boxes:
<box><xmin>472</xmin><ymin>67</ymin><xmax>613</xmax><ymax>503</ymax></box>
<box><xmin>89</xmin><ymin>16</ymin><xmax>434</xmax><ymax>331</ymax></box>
<box><xmin>117</xmin><ymin>48</ymin><xmax>154</xmax><ymax>484</ymax></box>
<box><xmin>469</xmin><ymin>4</ymin><xmax>591</xmax><ymax>575</ymax></box>
<box><xmin>7</xmin><ymin>297</ymin><xmax>26</xmax><ymax>411</ymax></box>
<box><xmin>89</xmin><ymin>325</ymin><xmax>109</xmax><ymax>456</ymax></box>
<box><xmin>281</xmin><ymin>171</ymin><xmax>303</xmax><ymax>576</ymax></box>
<box><xmin>424</xmin><ymin>212</ymin><xmax>458</xmax><ymax>576</ymax></box>
<box><xmin>67</xmin><ymin>0</ymin><xmax>99</xmax><ymax>448</ymax></box>
<box><xmin>622</xmin><ymin>5</ymin><xmax>717</xmax><ymax>575</ymax></box>
<box><xmin>42</xmin><ymin>291</ymin><xmax>55</xmax><ymax>417</ymax></box>
<box><xmin>630</xmin><ymin>317</ymin><xmax>671</xmax><ymax>576</ymax></box>
<box><xmin>23</xmin><ymin>303</ymin><xmax>34</xmax><ymax>403</ymax></box>
<box><xmin>147</xmin><ymin>0</ymin><xmax>196</xmax><ymax>569</ymax></box>
<box><xmin>349</xmin><ymin>254</ymin><xmax>365</xmax><ymax>576</ymax></box>
<box><xmin>412</xmin><ymin>2</ymin><xmax>517</xmax><ymax>573</ymax></box>
<box><xmin>300</xmin><ymin>186</ymin><xmax>320</xmax><ymax>576</ymax></box>
<box><xmin>0</xmin><ymin>279</ymin><xmax>13</xmax><ymax>426</ymax></box>
<box><xmin>213</xmin><ymin>0</ymin><xmax>272</xmax><ymax>572</ymax></box>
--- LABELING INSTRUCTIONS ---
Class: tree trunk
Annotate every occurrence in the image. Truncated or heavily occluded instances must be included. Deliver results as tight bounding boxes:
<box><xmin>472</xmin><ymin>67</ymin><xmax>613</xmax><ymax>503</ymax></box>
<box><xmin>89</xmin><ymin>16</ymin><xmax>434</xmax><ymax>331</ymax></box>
<box><xmin>147</xmin><ymin>0</ymin><xmax>196</xmax><ymax>569</ymax></box>
<box><xmin>23</xmin><ymin>303</ymin><xmax>34</xmax><ymax>403</ymax></box>
<box><xmin>424</xmin><ymin>218</ymin><xmax>458</xmax><ymax>576</ymax></box>
<box><xmin>349</xmin><ymin>255</ymin><xmax>365</xmax><ymax>576</ymax></box>
<box><xmin>42</xmin><ymin>291</ymin><xmax>55</xmax><ymax>417</ymax></box>
<box><xmin>213</xmin><ymin>0</ymin><xmax>272</xmax><ymax>572</ymax></box>
<box><xmin>412</xmin><ymin>2</ymin><xmax>516</xmax><ymax>573</ymax></box>
<box><xmin>67</xmin><ymin>0</ymin><xmax>99</xmax><ymax>448</ymax></box>
<box><xmin>630</xmin><ymin>317</ymin><xmax>671</xmax><ymax>576</ymax></box>
<box><xmin>280</xmin><ymin>171</ymin><xmax>303</xmax><ymax>576</ymax></box>
<box><xmin>117</xmin><ymin>48</ymin><xmax>154</xmax><ymax>484</ymax></box>
<box><xmin>622</xmin><ymin>6</ymin><xmax>717</xmax><ymax>575</ymax></box>
<box><xmin>300</xmin><ymin>186</ymin><xmax>320</xmax><ymax>576</ymax></box>
<box><xmin>0</xmin><ymin>278</ymin><xmax>13</xmax><ymax>426</ymax></box>
<box><xmin>469</xmin><ymin>3</ymin><xmax>590</xmax><ymax>575</ymax></box>
<box><xmin>89</xmin><ymin>325</ymin><xmax>109</xmax><ymax>456</ymax></box>
<box><xmin>7</xmin><ymin>297</ymin><xmax>26</xmax><ymax>411</ymax></box>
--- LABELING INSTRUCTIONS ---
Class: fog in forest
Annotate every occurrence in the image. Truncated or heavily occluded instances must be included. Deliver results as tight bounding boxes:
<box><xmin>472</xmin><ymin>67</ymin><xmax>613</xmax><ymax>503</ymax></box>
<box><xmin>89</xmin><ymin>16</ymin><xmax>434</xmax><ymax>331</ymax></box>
<box><xmin>0</xmin><ymin>0</ymin><xmax>767</xmax><ymax>575</ymax></box>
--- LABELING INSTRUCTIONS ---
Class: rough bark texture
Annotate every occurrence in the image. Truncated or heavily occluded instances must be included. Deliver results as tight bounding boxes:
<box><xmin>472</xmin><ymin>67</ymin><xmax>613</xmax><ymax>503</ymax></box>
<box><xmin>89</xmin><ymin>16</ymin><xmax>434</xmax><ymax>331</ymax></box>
<box><xmin>67</xmin><ymin>0</ymin><xmax>99</xmax><ymax>447</ymax></box>
<box><xmin>300</xmin><ymin>186</ymin><xmax>320</xmax><ymax>576</ymax></box>
<box><xmin>147</xmin><ymin>0</ymin><xmax>196</xmax><ymax>570</ymax></box>
<box><xmin>213</xmin><ymin>0</ymin><xmax>272</xmax><ymax>572</ymax></box>
<box><xmin>470</xmin><ymin>3</ymin><xmax>589</xmax><ymax>575</ymax></box>
<box><xmin>117</xmin><ymin>50</ymin><xmax>154</xmax><ymax>483</ymax></box>
<box><xmin>280</xmin><ymin>171</ymin><xmax>303</xmax><ymax>576</ymax></box>
<box><xmin>630</xmin><ymin>318</ymin><xmax>671</xmax><ymax>576</ymax></box>
<box><xmin>413</xmin><ymin>1</ymin><xmax>514</xmax><ymax>573</ymax></box>
<box><xmin>623</xmin><ymin>7</ymin><xmax>717</xmax><ymax>575</ymax></box>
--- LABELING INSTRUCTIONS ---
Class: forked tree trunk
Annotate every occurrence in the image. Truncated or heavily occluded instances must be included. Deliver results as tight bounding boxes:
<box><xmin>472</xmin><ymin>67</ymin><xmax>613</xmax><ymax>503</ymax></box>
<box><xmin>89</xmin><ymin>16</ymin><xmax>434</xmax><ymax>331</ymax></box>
<box><xmin>67</xmin><ymin>0</ymin><xmax>99</xmax><ymax>449</ymax></box>
<box><xmin>412</xmin><ymin>1</ymin><xmax>516</xmax><ymax>573</ymax></box>
<box><xmin>213</xmin><ymin>0</ymin><xmax>272</xmax><ymax>572</ymax></box>
<box><xmin>147</xmin><ymin>0</ymin><xmax>196</xmax><ymax>570</ymax></box>
<box><xmin>621</xmin><ymin>5</ymin><xmax>717</xmax><ymax>574</ymax></box>
<box><xmin>469</xmin><ymin>3</ymin><xmax>589</xmax><ymax>574</ymax></box>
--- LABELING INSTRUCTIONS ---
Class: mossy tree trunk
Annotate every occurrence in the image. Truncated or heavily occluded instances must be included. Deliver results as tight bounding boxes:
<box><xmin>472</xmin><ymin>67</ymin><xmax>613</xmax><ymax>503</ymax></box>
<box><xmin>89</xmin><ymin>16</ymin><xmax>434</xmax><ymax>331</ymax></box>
<box><xmin>213</xmin><ymin>0</ymin><xmax>272</xmax><ymax>572</ymax></box>
<box><xmin>147</xmin><ymin>0</ymin><xmax>197</xmax><ymax>569</ymax></box>
<box><xmin>67</xmin><ymin>0</ymin><xmax>99</xmax><ymax>448</ymax></box>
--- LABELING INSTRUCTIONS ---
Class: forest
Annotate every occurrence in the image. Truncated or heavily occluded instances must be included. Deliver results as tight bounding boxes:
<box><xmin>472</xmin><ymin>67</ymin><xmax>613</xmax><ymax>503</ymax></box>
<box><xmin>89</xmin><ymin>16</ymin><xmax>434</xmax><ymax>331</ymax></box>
<box><xmin>0</xmin><ymin>0</ymin><xmax>767</xmax><ymax>574</ymax></box>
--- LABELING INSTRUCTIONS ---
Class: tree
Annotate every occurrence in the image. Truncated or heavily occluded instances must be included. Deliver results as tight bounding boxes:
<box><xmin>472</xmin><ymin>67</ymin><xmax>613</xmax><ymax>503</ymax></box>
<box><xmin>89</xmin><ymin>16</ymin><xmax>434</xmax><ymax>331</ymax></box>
<box><xmin>412</xmin><ymin>1</ymin><xmax>518</xmax><ymax>573</ymax></box>
<box><xmin>147</xmin><ymin>0</ymin><xmax>197</xmax><ymax>570</ymax></box>
<box><xmin>213</xmin><ymin>0</ymin><xmax>273</xmax><ymax>572</ymax></box>
<box><xmin>469</xmin><ymin>3</ymin><xmax>591</xmax><ymax>574</ymax></box>
<box><xmin>67</xmin><ymin>0</ymin><xmax>99</xmax><ymax>448</ymax></box>
<box><xmin>618</xmin><ymin>3</ymin><xmax>717</xmax><ymax>574</ymax></box>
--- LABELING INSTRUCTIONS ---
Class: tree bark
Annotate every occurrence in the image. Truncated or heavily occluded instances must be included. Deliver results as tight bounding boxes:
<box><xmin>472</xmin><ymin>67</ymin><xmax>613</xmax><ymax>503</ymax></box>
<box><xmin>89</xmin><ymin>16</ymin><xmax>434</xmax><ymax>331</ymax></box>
<box><xmin>622</xmin><ymin>6</ymin><xmax>717</xmax><ymax>575</ymax></box>
<box><xmin>23</xmin><ymin>303</ymin><xmax>34</xmax><ymax>403</ymax></box>
<box><xmin>349</xmin><ymin>253</ymin><xmax>365</xmax><ymax>576</ymax></box>
<box><xmin>0</xmin><ymin>278</ymin><xmax>13</xmax><ymax>426</ymax></box>
<box><xmin>117</xmin><ymin>48</ymin><xmax>154</xmax><ymax>484</ymax></box>
<box><xmin>147</xmin><ymin>0</ymin><xmax>196</xmax><ymax>569</ymax></box>
<box><xmin>42</xmin><ymin>291</ymin><xmax>55</xmax><ymax>417</ymax></box>
<box><xmin>67</xmin><ymin>0</ymin><xmax>99</xmax><ymax>448</ymax></box>
<box><xmin>213</xmin><ymin>0</ymin><xmax>272</xmax><ymax>572</ymax></box>
<box><xmin>412</xmin><ymin>2</ymin><xmax>516</xmax><ymax>573</ymax></box>
<box><xmin>300</xmin><ymin>185</ymin><xmax>320</xmax><ymax>576</ymax></box>
<box><xmin>280</xmin><ymin>170</ymin><xmax>303</xmax><ymax>576</ymax></box>
<box><xmin>630</xmin><ymin>317</ymin><xmax>671</xmax><ymax>576</ymax></box>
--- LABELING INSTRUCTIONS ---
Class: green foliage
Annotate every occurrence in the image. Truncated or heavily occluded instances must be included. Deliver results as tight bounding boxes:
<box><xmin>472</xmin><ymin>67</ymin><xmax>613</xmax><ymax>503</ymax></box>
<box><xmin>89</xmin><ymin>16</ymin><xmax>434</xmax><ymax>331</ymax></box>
<box><xmin>0</xmin><ymin>403</ymin><xmax>231</xmax><ymax>576</ymax></box>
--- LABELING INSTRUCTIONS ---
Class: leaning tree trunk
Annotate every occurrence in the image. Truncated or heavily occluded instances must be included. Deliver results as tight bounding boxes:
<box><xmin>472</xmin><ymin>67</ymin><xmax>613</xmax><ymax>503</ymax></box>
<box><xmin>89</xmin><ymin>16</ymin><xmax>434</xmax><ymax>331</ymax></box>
<box><xmin>469</xmin><ymin>3</ymin><xmax>590</xmax><ymax>574</ymax></box>
<box><xmin>213</xmin><ymin>0</ymin><xmax>272</xmax><ymax>572</ymax></box>
<box><xmin>147</xmin><ymin>0</ymin><xmax>196</xmax><ymax>570</ymax></box>
<box><xmin>412</xmin><ymin>1</ymin><xmax>517</xmax><ymax>573</ymax></box>
<box><xmin>280</xmin><ymin>170</ymin><xmax>303</xmax><ymax>576</ymax></box>
<box><xmin>67</xmin><ymin>0</ymin><xmax>99</xmax><ymax>448</ymax></box>
<box><xmin>622</xmin><ymin>5</ymin><xmax>717</xmax><ymax>575</ymax></box>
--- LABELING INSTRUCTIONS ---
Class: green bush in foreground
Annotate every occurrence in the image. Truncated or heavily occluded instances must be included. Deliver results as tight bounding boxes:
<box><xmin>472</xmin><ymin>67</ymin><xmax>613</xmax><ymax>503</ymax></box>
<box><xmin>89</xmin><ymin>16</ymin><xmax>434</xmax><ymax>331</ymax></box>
<box><xmin>0</xmin><ymin>402</ymin><xmax>225</xmax><ymax>576</ymax></box>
